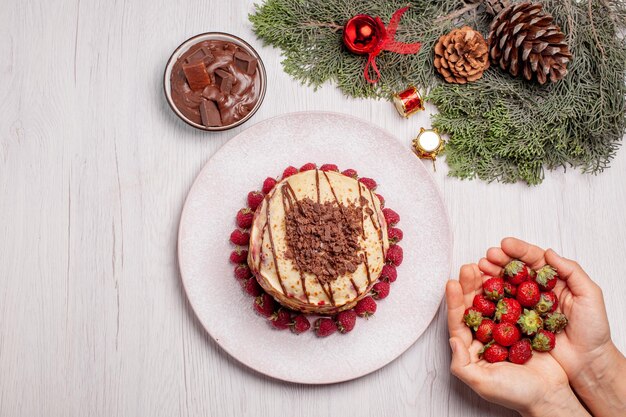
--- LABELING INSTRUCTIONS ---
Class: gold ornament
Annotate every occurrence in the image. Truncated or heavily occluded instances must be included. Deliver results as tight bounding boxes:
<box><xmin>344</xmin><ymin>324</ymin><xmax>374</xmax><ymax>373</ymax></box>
<box><xmin>413</xmin><ymin>128</ymin><xmax>444</xmax><ymax>170</ymax></box>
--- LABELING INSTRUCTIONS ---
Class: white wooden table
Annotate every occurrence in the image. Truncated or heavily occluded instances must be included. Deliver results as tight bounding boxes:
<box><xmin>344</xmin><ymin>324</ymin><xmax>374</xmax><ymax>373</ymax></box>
<box><xmin>1</xmin><ymin>1</ymin><xmax>625</xmax><ymax>416</ymax></box>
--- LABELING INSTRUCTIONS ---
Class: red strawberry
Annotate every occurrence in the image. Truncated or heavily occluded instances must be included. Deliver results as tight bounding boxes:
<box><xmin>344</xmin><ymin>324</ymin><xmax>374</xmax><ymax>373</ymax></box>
<box><xmin>270</xmin><ymin>309</ymin><xmax>292</xmax><ymax>330</ymax></box>
<box><xmin>230</xmin><ymin>229</ymin><xmax>250</xmax><ymax>246</ymax></box>
<box><xmin>387</xmin><ymin>227</ymin><xmax>403</xmax><ymax>244</ymax></box>
<box><xmin>493</xmin><ymin>322</ymin><xmax>521</xmax><ymax>346</ymax></box>
<box><xmin>535</xmin><ymin>291</ymin><xmax>558</xmax><ymax>316</ymax></box>
<box><xmin>509</xmin><ymin>339</ymin><xmax>533</xmax><ymax>364</ymax></box>
<box><xmin>335</xmin><ymin>309</ymin><xmax>357</xmax><ymax>333</ymax></box>
<box><xmin>247</xmin><ymin>191</ymin><xmax>264</xmax><ymax>211</ymax></box>
<box><xmin>386</xmin><ymin>245</ymin><xmax>403</xmax><ymax>266</ymax></box>
<box><xmin>532</xmin><ymin>329</ymin><xmax>556</xmax><ymax>352</ymax></box>
<box><xmin>254</xmin><ymin>293</ymin><xmax>275</xmax><ymax>317</ymax></box>
<box><xmin>320</xmin><ymin>163</ymin><xmax>339</xmax><ymax>172</ymax></box>
<box><xmin>481</xmin><ymin>342</ymin><xmax>508</xmax><ymax>363</ymax></box>
<box><xmin>382</xmin><ymin>208</ymin><xmax>400</xmax><ymax>226</ymax></box>
<box><xmin>290</xmin><ymin>314</ymin><xmax>311</xmax><ymax>334</ymax></box>
<box><xmin>234</xmin><ymin>264</ymin><xmax>252</xmax><ymax>280</ymax></box>
<box><xmin>494</xmin><ymin>298</ymin><xmax>522</xmax><ymax>323</ymax></box>
<box><xmin>504</xmin><ymin>260</ymin><xmax>535</xmax><ymax>285</ymax></box>
<box><xmin>463</xmin><ymin>307</ymin><xmax>483</xmax><ymax>331</ymax></box>
<box><xmin>517</xmin><ymin>309</ymin><xmax>543</xmax><ymax>336</ymax></box>
<box><xmin>229</xmin><ymin>248</ymin><xmax>248</xmax><ymax>264</ymax></box>
<box><xmin>380</xmin><ymin>264</ymin><xmax>397</xmax><ymax>282</ymax></box>
<box><xmin>475</xmin><ymin>319</ymin><xmax>496</xmax><ymax>344</ymax></box>
<box><xmin>535</xmin><ymin>265</ymin><xmax>558</xmax><ymax>291</ymax></box>
<box><xmin>341</xmin><ymin>168</ymin><xmax>358</xmax><ymax>178</ymax></box>
<box><xmin>242</xmin><ymin>277</ymin><xmax>263</xmax><ymax>296</ymax></box>
<box><xmin>544</xmin><ymin>312</ymin><xmax>568</xmax><ymax>333</ymax></box>
<box><xmin>375</xmin><ymin>194</ymin><xmax>385</xmax><ymax>207</ymax></box>
<box><xmin>314</xmin><ymin>317</ymin><xmax>338</xmax><ymax>337</ymax></box>
<box><xmin>236</xmin><ymin>208</ymin><xmax>254</xmax><ymax>229</ymax></box>
<box><xmin>299</xmin><ymin>162</ymin><xmax>316</xmax><ymax>172</ymax></box>
<box><xmin>262</xmin><ymin>177</ymin><xmax>277</xmax><ymax>194</ymax></box>
<box><xmin>358</xmin><ymin>177</ymin><xmax>377</xmax><ymax>190</ymax></box>
<box><xmin>372</xmin><ymin>281</ymin><xmax>390</xmax><ymax>300</ymax></box>
<box><xmin>354</xmin><ymin>296</ymin><xmax>377</xmax><ymax>318</ymax></box>
<box><xmin>483</xmin><ymin>276</ymin><xmax>505</xmax><ymax>301</ymax></box>
<box><xmin>517</xmin><ymin>281</ymin><xmax>541</xmax><ymax>308</ymax></box>
<box><xmin>282</xmin><ymin>166</ymin><xmax>298</xmax><ymax>179</ymax></box>
<box><xmin>473</xmin><ymin>294</ymin><xmax>496</xmax><ymax>317</ymax></box>
<box><xmin>504</xmin><ymin>281</ymin><xmax>517</xmax><ymax>298</ymax></box>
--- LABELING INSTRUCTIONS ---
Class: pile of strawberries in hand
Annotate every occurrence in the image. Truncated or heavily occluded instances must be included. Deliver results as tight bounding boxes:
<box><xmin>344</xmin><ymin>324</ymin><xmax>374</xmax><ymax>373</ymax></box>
<box><xmin>229</xmin><ymin>163</ymin><xmax>404</xmax><ymax>337</ymax></box>
<box><xmin>464</xmin><ymin>260</ymin><xmax>569</xmax><ymax>364</ymax></box>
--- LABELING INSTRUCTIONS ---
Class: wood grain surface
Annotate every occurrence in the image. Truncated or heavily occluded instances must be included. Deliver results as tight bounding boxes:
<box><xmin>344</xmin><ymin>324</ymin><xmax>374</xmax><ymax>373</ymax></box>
<box><xmin>1</xmin><ymin>1</ymin><xmax>624</xmax><ymax>416</ymax></box>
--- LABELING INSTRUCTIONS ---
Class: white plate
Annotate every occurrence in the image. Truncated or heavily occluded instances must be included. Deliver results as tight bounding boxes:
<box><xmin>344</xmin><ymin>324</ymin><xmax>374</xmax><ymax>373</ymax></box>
<box><xmin>178</xmin><ymin>112</ymin><xmax>452</xmax><ymax>384</ymax></box>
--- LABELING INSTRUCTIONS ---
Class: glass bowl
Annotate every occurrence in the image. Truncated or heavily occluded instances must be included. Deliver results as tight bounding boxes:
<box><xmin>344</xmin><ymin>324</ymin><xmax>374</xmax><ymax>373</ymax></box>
<box><xmin>163</xmin><ymin>32</ymin><xmax>267</xmax><ymax>131</ymax></box>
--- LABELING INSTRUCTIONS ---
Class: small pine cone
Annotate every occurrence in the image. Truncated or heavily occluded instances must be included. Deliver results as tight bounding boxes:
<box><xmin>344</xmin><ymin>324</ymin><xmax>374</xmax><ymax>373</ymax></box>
<box><xmin>487</xmin><ymin>2</ymin><xmax>572</xmax><ymax>84</ymax></box>
<box><xmin>434</xmin><ymin>26</ymin><xmax>490</xmax><ymax>84</ymax></box>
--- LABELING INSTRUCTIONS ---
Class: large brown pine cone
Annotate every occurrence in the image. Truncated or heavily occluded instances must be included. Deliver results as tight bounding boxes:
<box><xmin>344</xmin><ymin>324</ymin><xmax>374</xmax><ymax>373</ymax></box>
<box><xmin>434</xmin><ymin>26</ymin><xmax>490</xmax><ymax>84</ymax></box>
<box><xmin>487</xmin><ymin>2</ymin><xmax>572</xmax><ymax>84</ymax></box>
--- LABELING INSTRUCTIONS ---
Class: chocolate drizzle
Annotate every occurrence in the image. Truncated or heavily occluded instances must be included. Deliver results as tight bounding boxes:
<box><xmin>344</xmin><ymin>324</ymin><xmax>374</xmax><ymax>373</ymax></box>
<box><xmin>368</xmin><ymin>188</ymin><xmax>386</xmax><ymax>258</ymax></box>
<box><xmin>265</xmin><ymin>195</ymin><xmax>288</xmax><ymax>295</ymax></box>
<box><xmin>350</xmin><ymin>278</ymin><xmax>360</xmax><ymax>296</ymax></box>
<box><xmin>315</xmin><ymin>169</ymin><xmax>321</xmax><ymax>203</ymax></box>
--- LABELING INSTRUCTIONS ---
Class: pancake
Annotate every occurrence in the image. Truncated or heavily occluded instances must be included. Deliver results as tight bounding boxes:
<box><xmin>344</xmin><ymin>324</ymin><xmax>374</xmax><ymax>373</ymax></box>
<box><xmin>248</xmin><ymin>169</ymin><xmax>388</xmax><ymax>314</ymax></box>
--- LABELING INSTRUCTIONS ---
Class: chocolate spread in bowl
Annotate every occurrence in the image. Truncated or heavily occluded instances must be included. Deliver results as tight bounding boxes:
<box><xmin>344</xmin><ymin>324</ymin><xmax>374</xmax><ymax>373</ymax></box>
<box><xmin>170</xmin><ymin>39</ymin><xmax>260</xmax><ymax>127</ymax></box>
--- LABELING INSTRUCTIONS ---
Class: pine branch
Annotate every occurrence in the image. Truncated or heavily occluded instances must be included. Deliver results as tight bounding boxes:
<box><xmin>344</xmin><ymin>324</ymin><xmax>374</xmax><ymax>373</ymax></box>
<box><xmin>250</xmin><ymin>0</ymin><xmax>626</xmax><ymax>185</ymax></box>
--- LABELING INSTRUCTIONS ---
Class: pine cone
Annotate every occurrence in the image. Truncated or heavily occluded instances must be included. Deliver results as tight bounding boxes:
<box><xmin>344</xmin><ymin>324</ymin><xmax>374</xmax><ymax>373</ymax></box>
<box><xmin>483</xmin><ymin>0</ymin><xmax>509</xmax><ymax>16</ymax></box>
<box><xmin>463</xmin><ymin>0</ymin><xmax>509</xmax><ymax>16</ymax></box>
<box><xmin>487</xmin><ymin>2</ymin><xmax>572</xmax><ymax>84</ymax></box>
<box><xmin>434</xmin><ymin>26</ymin><xmax>490</xmax><ymax>84</ymax></box>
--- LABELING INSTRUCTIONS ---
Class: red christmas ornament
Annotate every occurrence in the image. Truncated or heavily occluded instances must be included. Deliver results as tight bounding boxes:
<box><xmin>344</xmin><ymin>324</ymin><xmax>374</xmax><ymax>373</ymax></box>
<box><xmin>342</xmin><ymin>6</ymin><xmax>422</xmax><ymax>83</ymax></box>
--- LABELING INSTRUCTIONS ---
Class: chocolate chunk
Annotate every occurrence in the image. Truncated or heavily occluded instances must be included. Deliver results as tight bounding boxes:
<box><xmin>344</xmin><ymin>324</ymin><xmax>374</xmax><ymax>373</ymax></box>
<box><xmin>185</xmin><ymin>46</ymin><xmax>214</xmax><ymax>65</ymax></box>
<box><xmin>182</xmin><ymin>61</ymin><xmax>211</xmax><ymax>90</ymax></box>
<box><xmin>201</xmin><ymin>85</ymin><xmax>224</xmax><ymax>102</ymax></box>
<box><xmin>214</xmin><ymin>69</ymin><xmax>234</xmax><ymax>94</ymax></box>
<box><xmin>234</xmin><ymin>51</ymin><xmax>258</xmax><ymax>75</ymax></box>
<box><xmin>199</xmin><ymin>100</ymin><xmax>222</xmax><ymax>127</ymax></box>
<box><xmin>283</xmin><ymin>195</ymin><xmax>364</xmax><ymax>284</ymax></box>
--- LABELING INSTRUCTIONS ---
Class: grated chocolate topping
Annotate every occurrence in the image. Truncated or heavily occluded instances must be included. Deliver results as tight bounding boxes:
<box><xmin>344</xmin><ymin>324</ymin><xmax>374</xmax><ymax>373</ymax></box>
<box><xmin>283</xmin><ymin>196</ymin><xmax>363</xmax><ymax>284</ymax></box>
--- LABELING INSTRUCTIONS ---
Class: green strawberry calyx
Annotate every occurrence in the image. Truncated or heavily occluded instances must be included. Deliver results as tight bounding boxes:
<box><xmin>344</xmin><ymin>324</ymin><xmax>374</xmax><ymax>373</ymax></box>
<box><xmin>532</xmin><ymin>332</ymin><xmax>553</xmax><ymax>351</ymax></box>
<box><xmin>535</xmin><ymin>295</ymin><xmax>555</xmax><ymax>315</ymax></box>
<box><xmin>518</xmin><ymin>309</ymin><xmax>544</xmax><ymax>335</ymax></box>
<box><xmin>545</xmin><ymin>312</ymin><xmax>568</xmax><ymax>333</ymax></box>
<box><xmin>536</xmin><ymin>265</ymin><xmax>557</xmax><ymax>286</ymax></box>
<box><xmin>464</xmin><ymin>309</ymin><xmax>484</xmax><ymax>331</ymax></box>
<box><xmin>504</xmin><ymin>260</ymin><xmax>524</xmax><ymax>277</ymax></box>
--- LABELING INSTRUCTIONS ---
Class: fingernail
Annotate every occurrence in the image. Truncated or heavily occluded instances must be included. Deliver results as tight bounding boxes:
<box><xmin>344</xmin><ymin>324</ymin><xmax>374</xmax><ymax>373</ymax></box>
<box><xmin>449</xmin><ymin>338</ymin><xmax>456</xmax><ymax>353</ymax></box>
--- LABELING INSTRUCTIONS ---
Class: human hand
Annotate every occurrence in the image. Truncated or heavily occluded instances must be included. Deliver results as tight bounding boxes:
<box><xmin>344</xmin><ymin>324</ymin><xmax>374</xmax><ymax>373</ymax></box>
<box><xmin>447</xmin><ymin>264</ymin><xmax>589</xmax><ymax>417</ymax></box>
<box><xmin>478</xmin><ymin>237</ymin><xmax>626</xmax><ymax>416</ymax></box>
